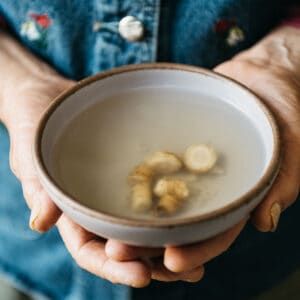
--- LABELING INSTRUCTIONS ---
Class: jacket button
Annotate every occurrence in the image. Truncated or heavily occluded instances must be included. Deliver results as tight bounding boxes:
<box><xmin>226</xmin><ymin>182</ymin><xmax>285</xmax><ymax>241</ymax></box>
<box><xmin>119</xmin><ymin>16</ymin><xmax>144</xmax><ymax>42</ymax></box>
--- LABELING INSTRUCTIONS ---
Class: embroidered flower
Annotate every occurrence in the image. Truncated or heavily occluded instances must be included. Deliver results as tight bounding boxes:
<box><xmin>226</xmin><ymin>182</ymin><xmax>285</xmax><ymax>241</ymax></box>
<box><xmin>226</xmin><ymin>26</ymin><xmax>245</xmax><ymax>46</ymax></box>
<box><xmin>20</xmin><ymin>13</ymin><xmax>52</xmax><ymax>47</ymax></box>
<box><xmin>21</xmin><ymin>21</ymin><xmax>41</xmax><ymax>41</ymax></box>
<box><xmin>215</xmin><ymin>19</ymin><xmax>245</xmax><ymax>47</ymax></box>
<box><xmin>30</xmin><ymin>13</ymin><xmax>52</xmax><ymax>28</ymax></box>
<box><xmin>215</xmin><ymin>19</ymin><xmax>236</xmax><ymax>34</ymax></box>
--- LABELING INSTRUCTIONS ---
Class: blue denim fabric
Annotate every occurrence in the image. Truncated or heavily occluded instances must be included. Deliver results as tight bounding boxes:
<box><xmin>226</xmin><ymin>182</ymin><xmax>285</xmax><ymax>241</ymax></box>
<box><xmin>161</xmin><ymin>0</ymin><xmax>283</xmax><ymax>67</ymax></box>
<box><xmin>0</xmin><ymin>0</ymin><xmax>160</xmax><ymax>79</ymax></box>
<box><xmin>0</xmin><ymin>0</ymin><xmax>291</xmax><ymax>79</ymax></box>
<box><xmin>0</xmin><ymin>1</ymin><xmax>299</xmax><ymax>300</ymax></box>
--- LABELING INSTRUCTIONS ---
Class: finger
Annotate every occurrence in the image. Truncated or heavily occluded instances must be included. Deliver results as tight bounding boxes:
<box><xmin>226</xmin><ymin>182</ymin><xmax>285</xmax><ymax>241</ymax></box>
<box><xmin>105</xmin><ymin>239</ymin><xmax>164</xmax><ymax>261</ymax></box>
<box><xmin>11</xmin><ymin>125</ymin><xmax>61</xmax><ymax>232</ymax></box>
<box><xmin>6</xmin><ymin>79</ymin><xmax>75</xmax><ymax>231</ymax></box>
<box><xmin>57</xmin><ymin>215</ymin><xmax>151</xmax><ymax>288</ymax></box>
<box><xmin>252</xmin><ymin>138</ymin><xmax>300</xmax><ymax>232</ymax></box>
<box><xmin>151</xmin><ymin>258</ymin><xmax>204</xmax><ymax>283</ymax></box>
<box><xmin>164</xmin><ymin>219</ymin><xmax>246</xmax><ymax>273</ymax></box>
<box><xmin>23</xmin><ymin>178</ymin><xmax>62</xmax><ymax>232</ymax></box>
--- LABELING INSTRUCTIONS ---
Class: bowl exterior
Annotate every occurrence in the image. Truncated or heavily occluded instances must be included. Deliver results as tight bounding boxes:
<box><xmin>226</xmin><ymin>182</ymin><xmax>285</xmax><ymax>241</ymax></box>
<box><xmin>37</xmin><ymin>167</ymin><xmax>275</xmax><ymax>247</ymax></box>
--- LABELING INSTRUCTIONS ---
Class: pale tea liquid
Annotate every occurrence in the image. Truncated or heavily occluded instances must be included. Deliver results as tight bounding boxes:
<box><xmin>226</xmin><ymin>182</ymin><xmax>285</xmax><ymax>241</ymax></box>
<box><xmin>53</xmin><ymin>88</ymin><xmax>265</xmax><ymax>220</ymax></box>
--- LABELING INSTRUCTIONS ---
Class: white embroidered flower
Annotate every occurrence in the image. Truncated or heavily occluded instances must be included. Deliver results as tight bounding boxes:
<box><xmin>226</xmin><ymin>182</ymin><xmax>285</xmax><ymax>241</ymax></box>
<box><xmin>21</xmin><ymin>21</ymin><xmax>41</xmax><ymax>41</ymax></box>
<box><xmin>226</xmin><ymin>26</ymin><xmax>245</xmax><ymax>46</ymax></box>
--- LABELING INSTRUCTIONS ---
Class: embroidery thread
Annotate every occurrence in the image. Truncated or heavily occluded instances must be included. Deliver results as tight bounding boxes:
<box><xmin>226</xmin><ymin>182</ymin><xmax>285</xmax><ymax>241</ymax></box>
<box><xmin>226</xmin><ymin>26</ymin><xmax>245</xmax><ymax>46</ymax></box>
<box><xmin>21</xmin><ymin>13</ymin><xmax>52</xmax><ymax>47</ymax></box>
<box><xmin>215</xmin><ymin>19</ymin><xmax>245</xmax><ymax>47</ymax></box>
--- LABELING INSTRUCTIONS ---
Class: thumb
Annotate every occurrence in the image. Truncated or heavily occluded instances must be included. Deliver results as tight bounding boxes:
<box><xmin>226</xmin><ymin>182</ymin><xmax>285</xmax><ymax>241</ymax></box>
<box><xmin>8</xmin><ymin>79</ymin><xmax>74</xmax><ymax>232</ymax></box>
<box><xmin>10</xmin><ymin>124</ymin><xmax>61</xmax><ymax>232</ymax></box>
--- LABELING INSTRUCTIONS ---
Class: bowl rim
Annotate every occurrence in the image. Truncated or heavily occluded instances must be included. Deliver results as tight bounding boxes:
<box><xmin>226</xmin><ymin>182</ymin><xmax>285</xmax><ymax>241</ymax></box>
<box><xmin>34</xmin><ymin>63</ymin><xmax>281</xmax><ymax>228</ymax></box>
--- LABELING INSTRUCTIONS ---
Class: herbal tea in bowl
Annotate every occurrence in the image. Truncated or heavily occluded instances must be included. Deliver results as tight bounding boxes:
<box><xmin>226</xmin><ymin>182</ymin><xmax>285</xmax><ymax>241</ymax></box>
<box><xmin>33</xmin><ymin>63</ymin><xmax>280</xmax><ymax>247</ymax></box>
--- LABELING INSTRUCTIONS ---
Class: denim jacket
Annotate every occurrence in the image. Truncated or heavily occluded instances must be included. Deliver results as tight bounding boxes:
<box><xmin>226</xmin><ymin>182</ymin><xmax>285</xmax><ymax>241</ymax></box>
<box><xmin>0</xmin><ymin>1</ymin><xmax>300</xmax><ymax>300</ymax></box>
<box><xmin>0</xmin><ymin>0</ymin><xmax>292</xmax><ymax>79</ymax></box>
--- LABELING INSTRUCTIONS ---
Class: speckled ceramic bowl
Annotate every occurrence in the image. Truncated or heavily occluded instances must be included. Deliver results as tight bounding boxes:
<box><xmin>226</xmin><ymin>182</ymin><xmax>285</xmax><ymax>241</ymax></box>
<box><xmin>33</xmin><ymin>63</ymin><xmax>281</xmax><ymax>247</ymax></box>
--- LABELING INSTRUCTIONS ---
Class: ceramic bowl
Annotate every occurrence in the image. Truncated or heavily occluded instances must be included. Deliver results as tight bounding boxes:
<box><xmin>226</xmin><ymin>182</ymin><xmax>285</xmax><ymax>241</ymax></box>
<box><xmin>33</xmin><ymin>63</ymin><xmax>281</xmax><ymax>247</ymax></box>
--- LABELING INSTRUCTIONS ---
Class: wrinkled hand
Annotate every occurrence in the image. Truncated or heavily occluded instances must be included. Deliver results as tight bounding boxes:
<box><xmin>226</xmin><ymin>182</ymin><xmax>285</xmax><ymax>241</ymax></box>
<box><xmin>2</xmin><ymin>73</ymin><xmax>151</xmax><ymax>287</ymax></box>
<box><xmin>3</xmin><ymin>75</ymin><xmax>73</xmax><ymax>230</ymax></box>
<box><xmin>0</xmin><ymin>34</ymin><xmax>70</xmax><ymax>230</ymax></box>
<box><xmin>107</xmin><ymin>27</ymin><xmax>300</xmax><ymax>283</ymax></box>
<box><xmin>105</xmin><ymin>219</ymin><xmax>246</xmax><ymax>282</ymax></box>
<box><xmin>215</xmin><ymin>54</ymin><xmax>300</xmax><ymax>232</ymax></box>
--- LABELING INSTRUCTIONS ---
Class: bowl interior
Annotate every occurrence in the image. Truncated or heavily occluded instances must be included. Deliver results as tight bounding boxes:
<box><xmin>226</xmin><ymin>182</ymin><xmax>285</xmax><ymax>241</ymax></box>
<box><xmin>39</xmin><ymin>67</ymin><xmax>277</xmax><ymax>221</ymax></box>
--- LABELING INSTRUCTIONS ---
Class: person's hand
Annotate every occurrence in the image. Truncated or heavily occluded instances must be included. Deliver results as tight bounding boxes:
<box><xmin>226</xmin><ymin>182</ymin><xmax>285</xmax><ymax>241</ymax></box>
<box><xmin>2</xmin><ymin>74</ymin><xmax>72</xmax><ymax>231</ymax></box>
<box><xmin>0</xmin><ymin>30</ymin><xmax>167</xmax><ymax>287</ymax></box>
<box><xmin>1</xmin><ymin>70</ymin><xmax>156</xmax><ymax>287</ymax></box>
<box><xmin>105</xmin><ymin>51</ymin><xmax>300</xmax><ymax>280</ymax></box>
<box><xmin>0</xmin><ymin>33</ymin><xmax>228</xmax><ymax>287</ymax></box>
<box><xmin>2</xmin><ymin>67</ymin><xmax>246</xmax><ymax>287</ymax></box>
<box><xmin>214</xmin><ymin>30</ymin><xmax>300</xmax><ymax>232</ymax></box>
<box><xmin>105</xmin><ymin>219</ymin><xmax>246</xmax><ymax>282</ymax></box>
<box><xmin>105</xmin><ymin>26</ymin><xmax>300</xmax><ymax>283</ymax></box>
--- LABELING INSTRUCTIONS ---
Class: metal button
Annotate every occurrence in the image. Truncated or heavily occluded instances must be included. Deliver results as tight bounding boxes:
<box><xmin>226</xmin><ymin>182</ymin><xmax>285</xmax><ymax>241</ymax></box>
<box><xmin>118</xmin><ymin>16</ymin><xmax>144</xmax><ymax>42</ymax></box>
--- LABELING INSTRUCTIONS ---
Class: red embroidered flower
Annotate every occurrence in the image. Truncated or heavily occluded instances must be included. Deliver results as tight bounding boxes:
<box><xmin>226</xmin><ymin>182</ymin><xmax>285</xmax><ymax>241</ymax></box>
<box><xmin>30</xmin><ymin>13</ymin><xmax>52</xmax><ymax>28</ymax></box>
<box><xmin>215</xmin><ymin>19</ymin><xmax>236</xmax><ymax>33</ymax></box>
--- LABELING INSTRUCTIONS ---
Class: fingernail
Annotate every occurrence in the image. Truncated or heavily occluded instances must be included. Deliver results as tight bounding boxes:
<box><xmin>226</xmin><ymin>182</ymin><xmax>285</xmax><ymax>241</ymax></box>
<box><xmin>270</xmin><ymin>202</ymin><xmax>281</xmax><ymax>232</ymax></box>
<box><xmin>29</xmin><ymin>200</ymin><xmax>41</xmax><ymax>232</ymax></box>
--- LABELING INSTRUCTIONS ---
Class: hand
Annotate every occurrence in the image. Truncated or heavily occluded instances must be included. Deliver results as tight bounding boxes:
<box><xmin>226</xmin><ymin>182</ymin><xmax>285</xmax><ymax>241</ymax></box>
<box><xmin>105</xmin><ymin>219</ymin><xmax>246</xmax><ymax>282</ymax></box>
<box><xmin>2</xmin><ymin>74</ymin><xmax>72</xmax><ymax>230</ymax></box>
<box><xmin>214</xmin><ymin>37</ymin><xmax>300</xmax><ymax>232</ymax></box>
<box><xmin>105</xmin><ymin>26</ymin><xmax>300</xmax><ymax>282</ymax></box>
<box><xmin>2</xmin><ymin>71</ymin><xmax>156</xmax><ymax>287</ymax></box>
<box><xmin>58</xmin><ymin>215</ymin><xmax>210</xmax><ymax>286</ymax></box>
